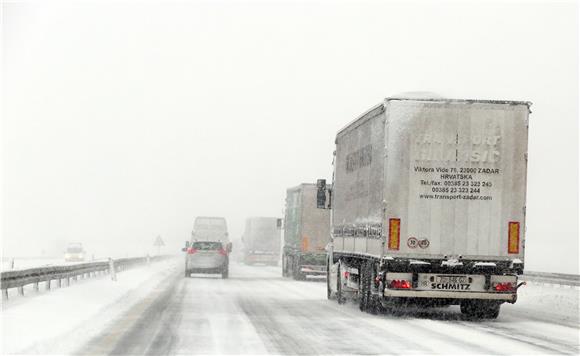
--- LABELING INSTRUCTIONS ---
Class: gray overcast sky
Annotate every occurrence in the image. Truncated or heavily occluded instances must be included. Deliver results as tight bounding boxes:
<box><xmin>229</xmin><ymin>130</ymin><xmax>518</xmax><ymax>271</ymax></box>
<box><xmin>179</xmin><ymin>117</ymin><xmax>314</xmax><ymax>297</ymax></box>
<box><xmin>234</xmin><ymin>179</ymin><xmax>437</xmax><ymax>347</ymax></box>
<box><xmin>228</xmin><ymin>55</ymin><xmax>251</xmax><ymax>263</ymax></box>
<box><xmin>2</xmin><ymin>0</ymin><xmax>578</xmax><ymax>273</ymax></box>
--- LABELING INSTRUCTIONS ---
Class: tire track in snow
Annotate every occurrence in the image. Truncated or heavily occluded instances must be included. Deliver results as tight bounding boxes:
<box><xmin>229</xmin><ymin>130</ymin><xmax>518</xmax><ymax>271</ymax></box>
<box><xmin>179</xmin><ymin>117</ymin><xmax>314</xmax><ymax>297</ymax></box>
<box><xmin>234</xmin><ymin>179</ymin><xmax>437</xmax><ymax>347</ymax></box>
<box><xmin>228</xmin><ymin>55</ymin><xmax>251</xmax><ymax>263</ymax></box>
<box><xmin>456</xmin><ymin>320</ymin><xmax>580</xmax><ymax>354</ymax></box>
<box><xmin>76</xmin><ymin>269</ymin><xmax>183</xmax><ymax>355</ymax></box>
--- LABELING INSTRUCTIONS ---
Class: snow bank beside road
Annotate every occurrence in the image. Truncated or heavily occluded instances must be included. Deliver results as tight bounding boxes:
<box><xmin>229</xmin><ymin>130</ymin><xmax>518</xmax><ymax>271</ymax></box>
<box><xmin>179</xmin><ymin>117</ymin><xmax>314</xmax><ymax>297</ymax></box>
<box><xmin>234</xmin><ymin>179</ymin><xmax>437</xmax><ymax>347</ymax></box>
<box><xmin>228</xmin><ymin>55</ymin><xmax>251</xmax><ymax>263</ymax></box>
<box><xmin>510</xmin><ymin>280</ymin><xmax>580</xmax><ymax>327</ymax></box>
<box><xmin>0</xmin><ymin>258</ymin><xmax>181</xmax><ymax>355</ymax></box>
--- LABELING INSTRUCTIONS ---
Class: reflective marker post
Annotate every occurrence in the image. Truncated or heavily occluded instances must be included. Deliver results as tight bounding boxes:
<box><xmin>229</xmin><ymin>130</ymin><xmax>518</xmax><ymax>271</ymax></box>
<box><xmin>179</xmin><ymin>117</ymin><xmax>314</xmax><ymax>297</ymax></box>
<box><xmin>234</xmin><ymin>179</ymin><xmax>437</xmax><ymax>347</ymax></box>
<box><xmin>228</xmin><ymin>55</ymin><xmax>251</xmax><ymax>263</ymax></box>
<box><xmin>109</xmin><ymin>258</ymin><xmax>117</xmax><ymax>281</ymax></box>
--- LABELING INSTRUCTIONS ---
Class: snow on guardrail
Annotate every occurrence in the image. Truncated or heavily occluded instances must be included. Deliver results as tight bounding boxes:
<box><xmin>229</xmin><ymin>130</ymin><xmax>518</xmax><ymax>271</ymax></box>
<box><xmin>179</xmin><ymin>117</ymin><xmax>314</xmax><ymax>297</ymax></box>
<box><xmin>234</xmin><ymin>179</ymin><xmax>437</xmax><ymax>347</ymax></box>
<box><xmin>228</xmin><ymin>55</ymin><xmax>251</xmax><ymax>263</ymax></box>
<box><xmin>0</xmin><ymin>255</ymin><xmax>174</xmax><ymax>299</ymax></box>
<box><xmin>523</xmin><ymin>271</ymin><xmax>580</xmax><ymax>289</ymax></box>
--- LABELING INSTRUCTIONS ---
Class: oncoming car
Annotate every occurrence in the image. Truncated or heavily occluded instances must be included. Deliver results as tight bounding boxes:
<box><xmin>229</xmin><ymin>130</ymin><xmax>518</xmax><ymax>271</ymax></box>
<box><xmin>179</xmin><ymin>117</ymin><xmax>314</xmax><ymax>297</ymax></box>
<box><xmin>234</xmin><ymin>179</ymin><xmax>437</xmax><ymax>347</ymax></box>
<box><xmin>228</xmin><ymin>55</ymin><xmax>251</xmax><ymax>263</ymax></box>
<box><xmin>184</xmin><ymin>241</ymin><xmax>231</xmax><ymax>279</ymax></box>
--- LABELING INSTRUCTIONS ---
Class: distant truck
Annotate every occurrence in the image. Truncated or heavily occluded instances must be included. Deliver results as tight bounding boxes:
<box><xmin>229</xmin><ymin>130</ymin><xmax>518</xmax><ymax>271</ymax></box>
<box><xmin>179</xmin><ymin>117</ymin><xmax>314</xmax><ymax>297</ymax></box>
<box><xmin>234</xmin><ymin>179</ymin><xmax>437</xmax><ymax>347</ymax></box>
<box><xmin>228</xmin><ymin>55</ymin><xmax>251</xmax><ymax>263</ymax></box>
<box><xmin>192</xmin><ymin>216</ymin><xmax>229</xmax><ymax>243</ymax></box>
<box><xmin>282</xmin><ymin>183</ymin><xmax>331</xmax><ymax>280</ymax></box>
<box><xmin>320</xmin><ymin>97</ymin><xmax>530</xmax><ymax>319</ymax></box>
<box><xmin>242</xmin><ymin>217</ymin><xmax>282</xmax><ymax>266</ymax></box>
<box><xmin>64</xmin><ymin>243</ymin><xmax>85</xmax><ymax>262</ymax></box>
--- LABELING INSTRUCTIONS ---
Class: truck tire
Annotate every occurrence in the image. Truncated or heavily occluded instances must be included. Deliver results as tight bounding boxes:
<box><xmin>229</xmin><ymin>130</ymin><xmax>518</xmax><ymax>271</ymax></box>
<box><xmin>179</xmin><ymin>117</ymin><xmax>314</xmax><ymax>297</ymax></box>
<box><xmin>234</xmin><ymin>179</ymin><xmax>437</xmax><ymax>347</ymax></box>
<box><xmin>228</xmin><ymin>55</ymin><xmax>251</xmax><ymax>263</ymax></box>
<box><xmin>337</xmin><ymin>263</ymin><xmax>345</xmax><ymax>305</ymax></box>
<box><xmin>368</xmin><ymin>264</ymin><xmax>382</xmax><ymax>315</ymax></box>
<box><xmin>221</xmin><ymin>268</ymin><xmax>229</xmax><ymax>279</ymax></box>
<box><xmin>368</xmin><ymin>294</ymin><xmax>382</xmax><ymax>315</ymax></box>
<box><xmin>326</xmin><ymin>260</ymin><xmax>335</xmax><ymax>300</ymax></box>
<box><xmin>293</xmin><ymin>268</ymin><xmax>305</xmax><ymax>281</ymax></box>
<box><xmin>282</xmin><ymin>255</ymin><xmax>288</xmax><ymax>277</ymax></box>
<box><xmin>359</xmin><ymin>261</ymin><xmax>371</xmax><ymax>312</ymax></box>
<box><xmin>460</xmin><ymin>301</ymin><xmax>501</xmax><ymax>319</ymax></box>
<box><xmin>185</xmin><ymin>269</ymin><xmax>190</xmax><ymax>278</ymax></box>
<box><xmin>292</xmin><ymin>256</ymin><xmax>305</xmax><ymax>281</ymax></box>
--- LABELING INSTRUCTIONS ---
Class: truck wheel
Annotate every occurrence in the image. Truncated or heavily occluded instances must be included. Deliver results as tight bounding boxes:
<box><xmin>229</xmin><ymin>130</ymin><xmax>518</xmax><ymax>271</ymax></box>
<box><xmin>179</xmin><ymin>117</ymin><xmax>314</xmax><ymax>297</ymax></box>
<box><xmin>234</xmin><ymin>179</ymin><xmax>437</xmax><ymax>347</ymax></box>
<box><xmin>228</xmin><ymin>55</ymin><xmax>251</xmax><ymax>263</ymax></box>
<box><xmin>326</xmin><ymin>260</ymin><xmax>335</xmax><ymax>300</ymax></box>
<box><xmin>282</xmin><ymin>255</ymin><xmax>288</xmax><ymax>277</ymax></box>
<box><xmin>461</xmin><ymin>301</ymin><xmax>501</xmax><ymax>319</ymax></box>
<box><xmin>359</xmin><ymin>261</ymin><xmax>371</xmax><ymax>312</ymax></box>
<box><xmin>292</xmin><ymin>258</ymin><xmax>305</xmax><ymax>281</ymax></box>
<box><xmin>293</xmin><ymin>270</ymin><xmax>305</xmax><ymax>281</ymax></box>
<box><xmin>484</xmin><ymin>304</ymin><xmax>501</xmax><ymax>319</ymax></box>
<box><xmin>221</xmin><ymin>268</ymin><xmax>229</xmax><ymax>279</ymax></box>
<box><xmin>368</xmin><ymin>295</ymin><xmax>383</xmax><ymax>315</ymax></box>
<box><xmin>337</xmin><ymin>263</ymin><xmax>345</xmax><ymax>305</ymax></box>
<box><xmin>185</xmin><ymin>269</ymin><xmax>190</xmax><ymax>278</ymax></box>
<box><xmin>285</xmin><ymin>256</ymin><xmax>291</xmax><ymax>277</ymax></box>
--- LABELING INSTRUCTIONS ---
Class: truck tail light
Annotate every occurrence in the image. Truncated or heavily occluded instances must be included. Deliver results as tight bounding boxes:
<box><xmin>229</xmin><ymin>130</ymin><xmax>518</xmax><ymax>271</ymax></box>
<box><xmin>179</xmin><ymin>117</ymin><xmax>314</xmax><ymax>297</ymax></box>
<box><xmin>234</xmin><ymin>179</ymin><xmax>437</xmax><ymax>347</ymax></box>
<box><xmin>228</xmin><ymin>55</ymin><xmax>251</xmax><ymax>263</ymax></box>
<box><xmin>493</xmin><ymin>282</ymin><xmax>515</xmax><ymax>292</ymax></box>
<box><xmin>508</xmin><ymin>222</ymin><xmax>520</xmax><ymax>254</ymax></box>
<box><xmin>343</xmin><ymin>271</ymin><xmax>350</xmax><ymax>279</ymax></box>
<box><xmin>218</xmin><ymin>248</ymin><xmax>227</xmax><ymax>256</ymax></box>
<box><xmin>389</xmin><ymin>279</ymin><xmax>411</xmax><ymax>289</ymax></box>
<box><xmin>187</xmin><ymin>248</ymin><xmax>198</xmax><ymax>254</ymax></box>
<box><xmin>388</xmin><ymin>218</ymin><xmax>401</xmax><ymax>250</ymax></box>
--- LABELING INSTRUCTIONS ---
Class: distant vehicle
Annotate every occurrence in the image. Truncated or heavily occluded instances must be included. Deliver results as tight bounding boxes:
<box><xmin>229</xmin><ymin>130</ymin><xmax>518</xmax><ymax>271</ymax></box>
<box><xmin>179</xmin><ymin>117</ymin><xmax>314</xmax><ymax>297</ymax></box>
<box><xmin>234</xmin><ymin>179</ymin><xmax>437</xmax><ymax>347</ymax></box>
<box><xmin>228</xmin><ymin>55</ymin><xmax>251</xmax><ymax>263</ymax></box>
<box><xmin>321</xmin><ymin>96</ymin><xmax>530</xmax><ymax>319</ymax></box>
<box><xmin>282</xmin><ymin>183</ymin><xmax>331</xmax><ymax>280</ymax></box>
<box><xmin>242</xmin><ymin>217</ymin><xmax>282</xmax><ymax>266</ymax></box>
<box><xmin>192</xmin><ymin>216</ymin><xmax>229</xmax><ymax>242</ymax></box>
<box><xmin>64</xmin><ymin>243</ymin><xmax>85</xmax><ymax>262</ymax></box>
<box><xmin>183</xmin><ymin>240</ymin><xmax>231</xmax><ymax>278</ymax></box>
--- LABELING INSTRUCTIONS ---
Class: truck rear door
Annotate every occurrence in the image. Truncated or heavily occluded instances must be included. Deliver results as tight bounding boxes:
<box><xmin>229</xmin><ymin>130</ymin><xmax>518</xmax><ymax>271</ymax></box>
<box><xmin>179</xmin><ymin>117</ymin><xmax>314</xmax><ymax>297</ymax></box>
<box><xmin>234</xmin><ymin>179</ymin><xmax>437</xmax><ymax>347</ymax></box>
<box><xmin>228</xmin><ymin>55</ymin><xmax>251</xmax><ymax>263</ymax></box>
<box><xmin>384</xmin><ymin>99</ymin><xmax>529</xmax><ymax>261</ymax></box>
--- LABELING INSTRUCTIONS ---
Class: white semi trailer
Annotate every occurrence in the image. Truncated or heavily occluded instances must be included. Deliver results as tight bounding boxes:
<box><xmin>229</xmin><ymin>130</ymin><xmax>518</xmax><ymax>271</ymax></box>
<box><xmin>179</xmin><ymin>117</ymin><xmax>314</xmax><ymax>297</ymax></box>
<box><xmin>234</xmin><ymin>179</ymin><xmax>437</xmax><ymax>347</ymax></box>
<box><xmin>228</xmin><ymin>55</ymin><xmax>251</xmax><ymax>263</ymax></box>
<box><xmin>319</xmin><ymin>97</ymin><xmax>530</xmax><ymax>319</ymax></box>
<box><xmin>242</xmin><ymin>217</ymin><xmax>282</xmax><ymax>266</ymax></box>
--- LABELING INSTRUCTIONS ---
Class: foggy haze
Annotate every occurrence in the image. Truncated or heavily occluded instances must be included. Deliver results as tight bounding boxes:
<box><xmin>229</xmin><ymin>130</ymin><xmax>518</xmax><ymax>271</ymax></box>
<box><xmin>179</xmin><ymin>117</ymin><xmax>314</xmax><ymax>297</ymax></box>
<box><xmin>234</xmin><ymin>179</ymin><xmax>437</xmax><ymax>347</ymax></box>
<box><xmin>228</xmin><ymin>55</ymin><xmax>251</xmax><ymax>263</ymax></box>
<box><xmin>2</xmin><ymin>0</ymin><xmax>578</xmax><ymax>273</ymax></box>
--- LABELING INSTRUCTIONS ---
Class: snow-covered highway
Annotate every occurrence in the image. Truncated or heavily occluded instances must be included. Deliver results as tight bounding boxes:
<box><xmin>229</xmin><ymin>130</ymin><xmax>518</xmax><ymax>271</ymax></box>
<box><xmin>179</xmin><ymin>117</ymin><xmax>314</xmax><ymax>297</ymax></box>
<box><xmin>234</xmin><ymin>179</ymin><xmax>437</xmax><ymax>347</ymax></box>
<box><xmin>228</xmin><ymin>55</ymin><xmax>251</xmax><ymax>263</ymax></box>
<box><xmin>2</xmin><ymin>259</ymin><xmax>579</xmax><ymax>355</ymax></box>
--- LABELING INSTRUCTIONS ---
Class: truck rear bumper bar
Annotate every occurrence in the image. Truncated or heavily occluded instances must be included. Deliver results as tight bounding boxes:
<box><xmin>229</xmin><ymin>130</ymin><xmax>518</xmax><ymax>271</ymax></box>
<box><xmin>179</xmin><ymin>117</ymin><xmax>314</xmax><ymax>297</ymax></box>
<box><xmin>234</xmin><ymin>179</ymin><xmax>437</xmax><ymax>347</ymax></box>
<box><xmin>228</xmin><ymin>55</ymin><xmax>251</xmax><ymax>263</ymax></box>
<box><xmin>383</xmin><ymin>289</ymin><xmax>516</xmax><ymax>302</ymax></box>
<box><xmin>300</xmin><ymin>268</ymin><xmax>326</xmax><ymax>275</ymax></box>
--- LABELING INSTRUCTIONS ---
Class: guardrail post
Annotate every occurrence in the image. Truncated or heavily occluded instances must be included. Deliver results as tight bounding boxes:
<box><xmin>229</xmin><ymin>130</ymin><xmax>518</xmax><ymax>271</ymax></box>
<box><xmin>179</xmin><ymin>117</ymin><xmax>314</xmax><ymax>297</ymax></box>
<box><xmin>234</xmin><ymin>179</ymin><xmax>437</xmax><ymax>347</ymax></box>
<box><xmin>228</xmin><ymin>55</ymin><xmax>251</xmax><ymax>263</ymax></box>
<box><xmin>45</xmin><ymin>279</ymin><xmax>51</xmax><ymax>291</ymax></box>
<box><xmin>17</xmin><ymin>286</ymin><xmax>24</xmax><ymax>296</ymax></box>
<box><xmin>57</xmin><ymin>279</ymin><xmax>62</xmax><ymax>288</ymax></box>
<box><xmin>2</xmin><ymin>289</ymin><xmax>7</xmax><ymax>299</ymax></box>
<box><xmin>109</xmin><ymin>258</ymin><xmax>117</xmax><ymax>281</ymax></box>
<box><xmin>34</xmin><ymin>282</ymin><xmax>39</xmax><ymax>292</ymax></box>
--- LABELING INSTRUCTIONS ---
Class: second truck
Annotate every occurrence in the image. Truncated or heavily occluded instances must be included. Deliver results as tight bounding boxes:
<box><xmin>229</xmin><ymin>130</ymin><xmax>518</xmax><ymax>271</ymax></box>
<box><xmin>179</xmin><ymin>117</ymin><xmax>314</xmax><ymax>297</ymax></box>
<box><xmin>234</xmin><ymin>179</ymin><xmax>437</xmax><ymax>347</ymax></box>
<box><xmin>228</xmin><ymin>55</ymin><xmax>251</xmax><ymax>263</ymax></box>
<box><xmin>282</xmin><ymin>183</ymin><xmax>331</xmax><ymax>280</ymax></box>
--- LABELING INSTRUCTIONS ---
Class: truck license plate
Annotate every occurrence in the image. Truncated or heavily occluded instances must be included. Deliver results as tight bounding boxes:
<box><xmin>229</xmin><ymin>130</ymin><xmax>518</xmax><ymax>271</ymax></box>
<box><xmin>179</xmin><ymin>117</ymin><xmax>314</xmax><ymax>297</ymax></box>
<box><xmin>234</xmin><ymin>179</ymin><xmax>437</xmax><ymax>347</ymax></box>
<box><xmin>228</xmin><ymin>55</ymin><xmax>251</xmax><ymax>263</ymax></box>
<box><xmin>417</xmin><ymin>274</ymin><xmax>486</xmax><ymax>291</ymax></box>
<box><xmin>432</xmin><ymin>275</ymin><xmax>471</xmax><ymax>290</ymax></box>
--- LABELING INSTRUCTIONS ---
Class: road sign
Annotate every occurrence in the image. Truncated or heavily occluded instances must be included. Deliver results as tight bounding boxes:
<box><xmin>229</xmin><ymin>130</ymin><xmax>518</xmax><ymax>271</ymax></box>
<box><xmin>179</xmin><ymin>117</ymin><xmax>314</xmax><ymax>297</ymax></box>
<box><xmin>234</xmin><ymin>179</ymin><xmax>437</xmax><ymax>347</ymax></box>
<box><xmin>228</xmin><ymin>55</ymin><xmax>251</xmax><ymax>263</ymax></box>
<box><xmin>154</xmin><ymin>235</ymin><xmax>165</xmax><ymax>247</ymax></box>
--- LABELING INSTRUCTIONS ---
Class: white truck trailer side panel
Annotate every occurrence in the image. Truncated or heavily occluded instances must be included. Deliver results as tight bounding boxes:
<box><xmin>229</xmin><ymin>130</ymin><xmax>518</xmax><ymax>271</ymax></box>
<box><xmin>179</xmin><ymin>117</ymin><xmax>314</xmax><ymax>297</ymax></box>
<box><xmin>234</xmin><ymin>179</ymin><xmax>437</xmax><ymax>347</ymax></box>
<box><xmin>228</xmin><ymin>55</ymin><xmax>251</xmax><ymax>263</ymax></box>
<box><xmin>384</xmin><ymin>99</ymin><xmax>529</xmax><ymax>261</ymax></box>
<box><xmin>333</xmin><ymin>105</ymin><xmax>385</xmax><ymax>256</ymax></box>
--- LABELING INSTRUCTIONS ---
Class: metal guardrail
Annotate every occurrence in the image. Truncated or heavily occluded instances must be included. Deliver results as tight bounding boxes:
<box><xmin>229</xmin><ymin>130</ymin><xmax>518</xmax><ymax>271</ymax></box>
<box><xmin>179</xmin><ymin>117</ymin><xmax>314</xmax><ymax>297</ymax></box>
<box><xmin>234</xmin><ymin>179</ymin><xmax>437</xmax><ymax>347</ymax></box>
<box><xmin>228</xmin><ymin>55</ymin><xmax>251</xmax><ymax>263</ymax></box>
<box><xmin>523</xmin><ymin>271</ymin><xmax>580</xmax><ymax>287</ymax></box>
<box><xmin>1</xmin><ymin>255</ymin><xmax>172</xmax><ymax>299</ymax></box>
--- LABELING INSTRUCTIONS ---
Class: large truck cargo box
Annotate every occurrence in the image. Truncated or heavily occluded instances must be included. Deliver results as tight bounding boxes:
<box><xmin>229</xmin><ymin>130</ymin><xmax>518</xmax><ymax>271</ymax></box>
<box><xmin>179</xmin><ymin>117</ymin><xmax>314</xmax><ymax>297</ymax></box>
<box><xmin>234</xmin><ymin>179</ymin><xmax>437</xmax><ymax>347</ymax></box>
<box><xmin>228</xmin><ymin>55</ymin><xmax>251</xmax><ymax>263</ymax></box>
<box><xmin>192</xmin><ymin>216</ymin><xmax>229</xmax><ymax>243</ymax></box>
<box><xmin>283</xmin><ymin>183</ymin><xmax>331</xmax><ymax>279</ymax></box>
<box><xmin>285</xmin><ymin>184</ymin><xmax>330</xmax><ymax>254</ymax></box>
<box><xmin>333</xmin><ymin>98</ymin><xmax>529</xmax><ymax>264</ymax></box>
<box><xmin>242</xmin><ymin>217</ymin><xmax>282</xmax><ymax>265</ymax></box>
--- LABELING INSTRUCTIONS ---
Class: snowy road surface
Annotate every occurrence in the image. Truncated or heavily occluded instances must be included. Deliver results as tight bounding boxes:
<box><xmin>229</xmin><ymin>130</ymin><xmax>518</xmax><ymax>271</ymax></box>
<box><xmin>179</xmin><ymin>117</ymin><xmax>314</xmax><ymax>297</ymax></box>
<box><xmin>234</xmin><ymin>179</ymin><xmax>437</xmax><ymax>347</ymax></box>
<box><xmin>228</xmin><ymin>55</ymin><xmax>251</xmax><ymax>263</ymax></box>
<box><xmin>2</xmin><ymin>259</ymin><xmax>579</xmax><ymax>355</ymax></box>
